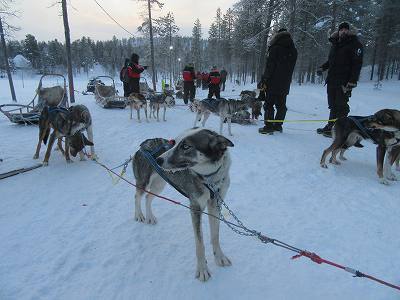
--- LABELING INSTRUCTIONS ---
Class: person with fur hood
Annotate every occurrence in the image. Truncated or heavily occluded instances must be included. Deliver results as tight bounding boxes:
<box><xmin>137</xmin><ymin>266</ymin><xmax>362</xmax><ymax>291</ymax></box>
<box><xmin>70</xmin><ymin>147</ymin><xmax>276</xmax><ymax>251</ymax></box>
<box><xmin>259</xmin><ymin>28</ymin><xmax>297</xmax><ymax>135</ymax></box>
<box><xmin>316</xmin><ymin>22</ymin><xmax>363</xmax><ymax>137</ymax></box>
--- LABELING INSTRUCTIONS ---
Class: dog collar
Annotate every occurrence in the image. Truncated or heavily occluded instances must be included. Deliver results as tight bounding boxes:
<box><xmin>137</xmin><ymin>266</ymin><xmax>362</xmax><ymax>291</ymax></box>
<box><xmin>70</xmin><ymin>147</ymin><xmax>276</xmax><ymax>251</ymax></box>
<box><xmin>200</xmin><ymin>165</ymin><xmax>222</xmax><ymax>179</ymax></box>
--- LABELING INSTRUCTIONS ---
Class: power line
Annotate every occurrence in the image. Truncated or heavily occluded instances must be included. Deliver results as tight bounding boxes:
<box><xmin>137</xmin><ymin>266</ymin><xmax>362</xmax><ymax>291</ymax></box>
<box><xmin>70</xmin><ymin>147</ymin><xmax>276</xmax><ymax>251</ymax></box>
<box><xmin>92</xmin><ymin>0</ymin><xmax>135</xmax><ymax>37</ymax></box>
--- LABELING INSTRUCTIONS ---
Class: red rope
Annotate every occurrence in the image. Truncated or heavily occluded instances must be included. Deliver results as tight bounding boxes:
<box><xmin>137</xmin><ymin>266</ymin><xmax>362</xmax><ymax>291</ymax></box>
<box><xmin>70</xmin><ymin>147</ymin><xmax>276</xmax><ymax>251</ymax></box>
<box><xmin>292</xmin><ymin>251</ymin><xmax>400</xmax><ymax>291</ymax></box>
<box><xmin>92</xmin><ymin>157</ymin><xmax>400</xmax><ymax>292</ymax></box>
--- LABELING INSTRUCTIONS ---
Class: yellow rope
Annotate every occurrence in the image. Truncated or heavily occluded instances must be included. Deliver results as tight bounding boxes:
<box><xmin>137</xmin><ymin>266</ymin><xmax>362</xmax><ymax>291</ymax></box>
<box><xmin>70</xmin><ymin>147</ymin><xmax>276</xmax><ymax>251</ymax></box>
<box><xmin>107</xmin><ymin>167</ymin><xmax>127</xmax><ymax>185</ymax></box>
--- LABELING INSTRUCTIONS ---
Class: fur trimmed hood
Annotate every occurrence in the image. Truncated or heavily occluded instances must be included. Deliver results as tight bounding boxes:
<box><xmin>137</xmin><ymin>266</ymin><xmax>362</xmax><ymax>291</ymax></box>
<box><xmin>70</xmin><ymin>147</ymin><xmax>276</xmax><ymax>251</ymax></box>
<box><xmin>329</xmin><ymin>30</ymin><xmax>359</xmax><ymax>44</ymax></box>
<box><xmin>268</xmin><ymin>31</ymin><xmax>294</xmax><ymax>48</ymax></box>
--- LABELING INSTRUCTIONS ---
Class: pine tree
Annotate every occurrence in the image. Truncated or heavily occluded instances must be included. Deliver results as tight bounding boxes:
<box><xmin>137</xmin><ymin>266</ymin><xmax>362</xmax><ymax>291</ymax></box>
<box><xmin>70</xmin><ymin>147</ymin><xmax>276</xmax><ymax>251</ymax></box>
<box><xmin>23</xmin><ymin>34</ymin><xmax>40</xmax><ymax>69</ymax></box>
<box><xmin>191</xmin><ymin>19</ymin><xmax>202</xmax><ymax>70</ymax></box>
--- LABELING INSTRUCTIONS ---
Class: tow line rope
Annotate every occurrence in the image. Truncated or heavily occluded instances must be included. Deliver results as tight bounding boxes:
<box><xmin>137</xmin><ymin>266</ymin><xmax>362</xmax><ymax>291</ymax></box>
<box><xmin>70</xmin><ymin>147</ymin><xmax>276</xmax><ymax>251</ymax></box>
<box><xmin>89</xmin><ymin>149</ymin><xmax>400</xmax><ymax>292</ymax></box>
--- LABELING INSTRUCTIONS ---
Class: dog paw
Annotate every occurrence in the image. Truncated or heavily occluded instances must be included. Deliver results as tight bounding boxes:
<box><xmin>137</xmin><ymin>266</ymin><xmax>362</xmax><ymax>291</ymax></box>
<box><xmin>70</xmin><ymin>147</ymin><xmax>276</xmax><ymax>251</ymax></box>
<box><xmin>195</xmin><ymin>264</ymin><xmax>211</xmax><ymax>282</ymax></box>
<box><xmin>42</xmin><ymin>161</ymin><xmax>49</xmax><ymax>167</ymax></box>
<box><xmin>33</xmin><ymin>154</ymin><xmax>39</xmax><ymax>159</ymax></box>
<box><xmin>214</xmin><ymin>253</ymin><xmax>231</xmax><ymax>267</ymax></box>
<box><xmin>66</xmin><ymin>159</ymin><xmax>73</xmax><ymax>164</ymax></box>
<box><xmin>91</xmin><ymin>154</ymin><xmax>98</xmax><ymax>161</ymax></box>
<box><xmin>80</xmin><ymin>157</ymin><xmax>87</xmax><ymax>161</ymax></box>
<box><xmin>339</xmin><ymin>156</ymin><xmax>347</xmax><ymax>161</ymax></box>
<box><xmin>331</xmin><ymin>160</ymin><xmax>341</xmax><ymax>165</ymax></box>
<box><xmin>320</xmin><ymin>163</ymin><xmax>328</xmax><ymax>169</ymax></box>
<box><xmin>146</xmin><ymin>215</ymin><xmax>157</xmax><ymax>225</ymax></box>
<box><xmin>386</xmin><ymin>173</ymin><xmax>398</xmax><ymax>181</ymax></box>
<box><xmin>135</xmin><ymin>211</ymin><xmax>145</xmax><ymax>223</ymax></box>
<box><xmin>380</xmin><ymin>178</ymin><xmax>390</xmax><ymax>185</ymax></box>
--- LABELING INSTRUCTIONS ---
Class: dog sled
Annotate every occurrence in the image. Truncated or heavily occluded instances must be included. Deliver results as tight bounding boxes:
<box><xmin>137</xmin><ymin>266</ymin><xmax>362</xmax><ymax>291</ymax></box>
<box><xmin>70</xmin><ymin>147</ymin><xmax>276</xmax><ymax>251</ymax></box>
<box><xmin>0</xmin><ymin>74</ymin><xmax>68</xmax><ymax>125</ymax></box>
<box><xmin>94</xmin><ymin>76</ymin><xmax>126</xmax><ymax>109</ymax></box>
<box><xmin>82</xmin><ymin>78</ymin><xmax>104</xmax><ymax>95</ymax></box>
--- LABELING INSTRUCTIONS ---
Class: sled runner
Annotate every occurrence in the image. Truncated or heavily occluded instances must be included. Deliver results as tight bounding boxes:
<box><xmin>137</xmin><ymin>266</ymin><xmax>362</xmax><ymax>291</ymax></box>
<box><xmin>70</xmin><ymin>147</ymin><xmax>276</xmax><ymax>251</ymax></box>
<box><xmin>0</xmin><ymin>74</ymin><xmax>68</xmax><ymax>125</ymax></box>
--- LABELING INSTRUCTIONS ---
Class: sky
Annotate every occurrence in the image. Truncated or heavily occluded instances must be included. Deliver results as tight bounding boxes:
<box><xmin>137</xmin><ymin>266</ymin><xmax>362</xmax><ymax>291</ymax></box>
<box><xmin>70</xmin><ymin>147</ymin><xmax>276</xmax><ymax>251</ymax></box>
<box><xmin>9</xmin><ymin>0</ymin><xmax>234</xmax><ymax>42</ymax></box>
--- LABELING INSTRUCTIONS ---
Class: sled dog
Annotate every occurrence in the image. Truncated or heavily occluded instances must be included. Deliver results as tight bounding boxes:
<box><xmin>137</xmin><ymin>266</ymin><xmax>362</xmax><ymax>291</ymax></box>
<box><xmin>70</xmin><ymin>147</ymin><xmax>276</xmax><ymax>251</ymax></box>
<box><xmin>240</xmin><ymin>90</ymin><xmax>262</xmax><ymax>120</ymax></box>
<box><xmin>68</xmin><ymin>104</ymin><xmax>96</xmax><ymax>160</ymax></box>
<box><xmin>148</xmin><ymin>92</ymin><xmax>175</xmax><ymax>122</ymax></box>
<box><xmin>33</xmin><ymin>106</ymin><xmax>93</xmax><ymax>165</ymax></box>
<box><xmin>128</xmin><ymin>93</ymin><xmax>148</xmax><ymax>122</ymax></box>
<box><xmin>193</xmin><ymin>98</ymin><xmax>250</xmax><ymax>136</ymax></box>
<box><xmin>320</xmin><ymin>109</ymin><xmax>400</xmax><ymax>184</ymax></box>
<box><xmin>132</xmin><ymin>128</ymin><xmax>234</xmax><ymax>281</ymax></box>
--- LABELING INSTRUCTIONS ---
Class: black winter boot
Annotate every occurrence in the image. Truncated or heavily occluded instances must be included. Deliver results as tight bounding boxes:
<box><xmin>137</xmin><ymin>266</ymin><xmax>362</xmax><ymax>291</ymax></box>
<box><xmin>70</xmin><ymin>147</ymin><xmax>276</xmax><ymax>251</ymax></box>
<box><xmin>259</xmin><ymin>126</ymin><xmax>275</xmax><ymax>135</ymax></box>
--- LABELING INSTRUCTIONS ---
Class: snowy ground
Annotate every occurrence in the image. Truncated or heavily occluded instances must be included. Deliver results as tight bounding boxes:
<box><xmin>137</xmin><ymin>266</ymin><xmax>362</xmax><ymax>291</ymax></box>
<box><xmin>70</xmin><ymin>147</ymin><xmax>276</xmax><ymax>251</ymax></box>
<box><xmin>0</xmin><ymin>75</ymin><xmax>399</xmax><ymax>300</ymax></box>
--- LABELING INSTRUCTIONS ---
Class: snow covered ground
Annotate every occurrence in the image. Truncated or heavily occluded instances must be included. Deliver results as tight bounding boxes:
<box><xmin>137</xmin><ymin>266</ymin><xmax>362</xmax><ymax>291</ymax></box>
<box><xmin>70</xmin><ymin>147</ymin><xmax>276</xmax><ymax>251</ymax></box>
<box><xmin>1</xmin><ymin>75</ymin><xmax>399</xmax><ymax>300</ymax></box>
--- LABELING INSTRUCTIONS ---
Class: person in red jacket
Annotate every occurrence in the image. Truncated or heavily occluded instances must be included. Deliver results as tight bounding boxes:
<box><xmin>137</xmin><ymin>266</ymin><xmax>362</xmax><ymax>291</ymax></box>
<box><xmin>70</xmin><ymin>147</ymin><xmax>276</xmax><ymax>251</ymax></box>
<box><xmin>196</xmin><ymin>71</ymin><xmax>202</xmax><ymax>89</ymax></box>
<box><xmin>208</xmin><ymin>66</ymin><xmax>221</xmax><ymax>99</ymax></box>
<box><xmin>182</xmin><ymin>63</ymin><xmax>196</xmax><ymax>104</ymax></box>
<box><xmin>201</xmin><ymin>72</ymin><xmax>209</xmax><ymax>90</ymax></box>
<box><xmin>127</xmin><ymin>53</ymin><xmax>147</xmax><ymax>95</ymax></box>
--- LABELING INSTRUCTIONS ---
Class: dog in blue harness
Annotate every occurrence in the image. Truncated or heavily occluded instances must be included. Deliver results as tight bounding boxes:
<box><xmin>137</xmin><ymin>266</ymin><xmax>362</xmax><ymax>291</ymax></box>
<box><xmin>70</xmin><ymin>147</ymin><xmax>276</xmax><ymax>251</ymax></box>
<box><xmin>132</xmin><ymin>128</ymin><xmax>234</xmax><ymax>281</ymax></box>
<box><xmin>34</xmin><ymin>105</ymin><xmax>94</xmax><ymax>165</ymax></box>
<box><xmin>320</xmin><ymin>109</ymin><xmax>400</xmax><ymax>184</ymax></box>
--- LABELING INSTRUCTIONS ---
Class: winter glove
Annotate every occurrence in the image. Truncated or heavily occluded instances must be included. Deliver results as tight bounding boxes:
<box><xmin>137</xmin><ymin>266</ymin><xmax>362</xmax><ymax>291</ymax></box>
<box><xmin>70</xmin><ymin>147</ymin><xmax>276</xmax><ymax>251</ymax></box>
<box><xmin>257</xmin><ymin>80</ymin><xmax>267</xmax><ymax>91</ymax></box>
<box><xmin>346</xmin><ymin>82</ymin><xmax>357</xmax><ymax>89</ymax></box>
<box><xmin>316</xmin><ymin>68</ymin><xmax>323</xmax><ymax>76</ymax></box>
<box><xmin>342</xmin><ymin>82</ymin><xmax>356</xmax><ymax>97</ymax></box>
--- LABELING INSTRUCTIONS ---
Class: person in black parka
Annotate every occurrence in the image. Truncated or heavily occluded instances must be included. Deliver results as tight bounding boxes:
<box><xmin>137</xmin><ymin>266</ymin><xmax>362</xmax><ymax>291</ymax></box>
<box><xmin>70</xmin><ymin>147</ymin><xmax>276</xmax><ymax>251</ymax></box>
<box><xmin>120</xmin><ymin>58</ymin><xmax>130</xmax><ymax>97</ymax></box>
<box><xmin>259</xmin><ymin>28</ymin><xmax>298</xmax><ymax>134</ymax></box>
<box><xmin>316</xmin><ymin>22</ymin><xmax>363</xmax><ymax>137</ymax></box>
<box><xmin>220</xmin><ymin>68</ymin><xmax>228</xmax><ymax>92</ymax></box>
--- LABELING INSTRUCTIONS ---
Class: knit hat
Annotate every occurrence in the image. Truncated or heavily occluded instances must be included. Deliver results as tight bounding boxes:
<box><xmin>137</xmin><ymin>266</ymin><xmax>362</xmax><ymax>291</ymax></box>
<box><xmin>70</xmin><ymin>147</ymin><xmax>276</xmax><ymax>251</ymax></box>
<box><xmin>338</xmin><ymin>22</ymin><xmax>350</xmax><ymax>31</ymax></box>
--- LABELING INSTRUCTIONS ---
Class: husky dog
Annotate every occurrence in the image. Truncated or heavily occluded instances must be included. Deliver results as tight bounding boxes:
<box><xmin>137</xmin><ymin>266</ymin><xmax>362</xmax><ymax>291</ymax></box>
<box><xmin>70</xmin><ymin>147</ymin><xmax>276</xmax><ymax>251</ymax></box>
<box><xmin>68</xmin><ymin>105</ymin><xmax>96</xmax><ymax>160</ymax></box>
<box><xmin>175</xmin><ymin>90</ymin><xmax>183</xmax><ymax>99</ymax></box>
<box><xmin>240</xmin><ymin>90</ymin><xmax>262</xmax><ymax>120</ymax></box>
<box><xmin>148</xmin><ymin>92</ymin><xmax>175</xmax><ymax>122</ymax></box>
<box><xmin>34</xmin><ymin>105</ymin><xmax>95</xmax><ymax>165</ymax></box>
<box><xmin>33</xmin><ymin>106</ymin><xmax>73</xmax><ymax>165</ymax></box>
<box><xmin>193</xmin><ymin>98</ymin><xmax>250</xmax><ymax>136</ymax></box>
<box><xmin>231</xmin><ymin>110</ymin><xmax>252</xmax><ymax>125</ymax></box>
<box><xmin>320</xmin><ymin>109</ymin><xmax>400</xmax><ymax>184</ymax></box>
<box><xmin>67</xmin><ymin>131</ymin><xmax>94</xmax><ymax>158</ymax></box>
<box><xmin>132</xmin><ymin>128</ymin><xmax>234</xmax><ymax>281</ymax></box>
<box><xmin>128</xmin><ymin>93</ymin><xmax>148</xmax><ymax>122</ymax></box>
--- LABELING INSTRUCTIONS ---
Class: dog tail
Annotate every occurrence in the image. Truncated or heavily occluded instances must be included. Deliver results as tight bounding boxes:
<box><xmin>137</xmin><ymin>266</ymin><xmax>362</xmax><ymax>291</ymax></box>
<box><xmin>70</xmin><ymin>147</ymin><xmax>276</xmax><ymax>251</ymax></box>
<box><xmin>39</xmin><ymin>106</ymin><xmax>50</xmax><ymax>145</ymax></box>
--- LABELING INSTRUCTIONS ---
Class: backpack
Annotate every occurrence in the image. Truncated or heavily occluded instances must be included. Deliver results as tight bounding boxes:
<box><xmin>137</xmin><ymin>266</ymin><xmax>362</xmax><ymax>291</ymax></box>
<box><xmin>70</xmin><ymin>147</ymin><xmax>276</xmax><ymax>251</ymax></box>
<box><xmin>120</xmin><ymin>67</ymin><xmax>129</xmax><ymax>83</ymax></box>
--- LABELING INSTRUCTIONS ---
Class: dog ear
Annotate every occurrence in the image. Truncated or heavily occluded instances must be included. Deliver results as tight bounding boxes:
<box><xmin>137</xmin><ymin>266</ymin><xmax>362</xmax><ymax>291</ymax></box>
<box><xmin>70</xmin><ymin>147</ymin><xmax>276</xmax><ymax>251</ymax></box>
<box><xmin>210</xmin><ymin>135</ymin><xmax>234</xmax><ymax>152</ymax></box>
<box><xmin>82</xmin><ymin>134</ymin><xmax>94</xmax><ymax>146</ymax></box>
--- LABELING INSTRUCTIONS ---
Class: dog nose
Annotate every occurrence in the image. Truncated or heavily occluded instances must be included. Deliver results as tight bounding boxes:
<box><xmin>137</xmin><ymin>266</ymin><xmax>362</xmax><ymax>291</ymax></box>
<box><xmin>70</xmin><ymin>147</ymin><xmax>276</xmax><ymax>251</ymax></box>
<box><xmin>156</xmin><ymin>157</ymin><xmax>164</xmax><ymax>166</ymax></box>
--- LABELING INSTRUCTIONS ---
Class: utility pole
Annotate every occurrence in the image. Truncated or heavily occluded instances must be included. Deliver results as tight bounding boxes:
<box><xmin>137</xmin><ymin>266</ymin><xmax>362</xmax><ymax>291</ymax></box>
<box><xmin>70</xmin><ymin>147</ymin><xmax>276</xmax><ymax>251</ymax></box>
<box><xmin>0</xmin><ymin>16</ymin><xmax>17</xmax><ymax>102</ymax></box>
<box><xmin>61</xmin><ymin>0</ymin><xmax>75</xmax><ymax>103</ymax></box>
<box><xmin>147</xmin><ymin>0</ymin><xmax>157</xmax><ymax>91</ymax></box>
